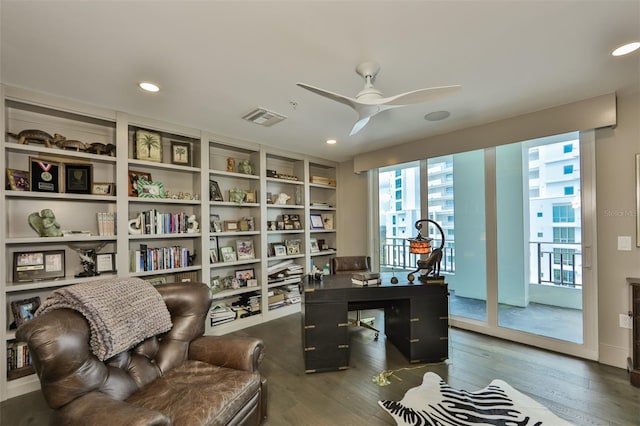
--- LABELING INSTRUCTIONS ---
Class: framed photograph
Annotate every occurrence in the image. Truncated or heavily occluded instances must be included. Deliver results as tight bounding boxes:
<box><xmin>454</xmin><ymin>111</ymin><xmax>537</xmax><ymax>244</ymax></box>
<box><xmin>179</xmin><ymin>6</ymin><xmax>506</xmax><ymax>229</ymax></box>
<box><xmin>235</xmin><ymin>268</ymin><xmax>255</xmax><ymax>287</ymax></box>
<box><xmin>95</xmin><ymin>253</ymin><xmax>116</xmax><ymax>273</ymax></box>
<box><xmin>171</xmin><ymin>141</ymin><xmax>191</xmax><ymax>166</ymax></box>
<box><xmin>210</xmin><ymin>275</ymin><xmax>221</xmax><ymax>291</ymax></box>
<box><xmin>309</xmin><ymin>238</ymin><xmax>320</xmax><ymax>253</ymax></box>
<box><xmin>6</xmin><ymin>169</ymin><xmax>30</xmax><ymax>191</ymax></box>
<box><xmin>91</xmin><ymin>182</ymin><xmax>115</xmax><ymax>196</ymax></box>
<box><xmin>128</xmin><ymin>170</ymin><xmax>152</xmax><ymax>197</ymax></box>
<box><xmin>224</xmin><ymin>220</ymin><xmax>239</xmax><ymax>231</ymax></box>
<box><xmin>13</xmin><ymin>250</ymin><xmax>65</xmax><ymax>282</ymax></box>
<box><xmin>220</xmin><ymin>246</ymin><xmax>237</xmax><ymax>262</ymax></box>
<box><xmin>245</xmin><ymin>190</ymin><xmax>257</xmax><ymax>203</ymax></box>
<box><xmin>210</xmin><ymin>180</ymin><xmax>224</xmax><ymax>201</ymax></box>
<box><xmin>322</xmin><ymin>213</ymin><xmax>334</xmax><ymax>230</ymax></box>
<box><xmin>310</xmin><ymin>213</ymin><xmax>325</xmax><ymax>230</ymax></box>
<box><xmin>10</xmin><ymin>297</ymin><xmax>41</xmax><ymax>328</ymax></box>
<box><xmin>137</xmin><ymin>179</ymin><xmax>164</xmax><ymax>198</ymax></box>
<box><xmin>274</xmin><ymin>244</ymin><xmax>287</xmax><ymax>257</ymax></box>
<box><xmin>64</xmin><ymin>163</ymin><xmax>92</xmax><ymax>194</ymax></box>
<box><xmin>236</xmin><ymin>240</ymin><xmax>255</xmax><ymax>260</ymax></box>
<box><xmin>637</xmin><ymin>154</ymin><xmax>640</xmax><ymax>247</ymax></box>
<box><xmin>135</xmin><ymin>129</ymin><xmax>162</xmax><ymax>162</ymax></box>
<box><xmin>209</xmin><ymin>248</ymin><xmax>218</xmax><ymax>263</ymax></box>
<box><xmin>29</xmin><ymin>157</ymin><xmax>60</xmax><ymax>193</ymax></box>
<box><xmin>285</xmin><ymin>239</ymin><xmax>301</xmax><ymax>255</ymax></box>
<box><xmin>210</xmin><ymin>214</ymin><xmax>222</xmax><ymax>232</ymax></box>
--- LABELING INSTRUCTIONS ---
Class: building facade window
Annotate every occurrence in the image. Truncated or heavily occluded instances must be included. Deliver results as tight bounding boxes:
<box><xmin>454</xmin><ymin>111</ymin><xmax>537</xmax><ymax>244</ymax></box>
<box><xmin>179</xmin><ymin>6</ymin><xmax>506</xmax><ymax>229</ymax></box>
<box><xmin>564</xmin><ymin>186</ymin><xmax>574</xmax><ymax>195</ymax></box>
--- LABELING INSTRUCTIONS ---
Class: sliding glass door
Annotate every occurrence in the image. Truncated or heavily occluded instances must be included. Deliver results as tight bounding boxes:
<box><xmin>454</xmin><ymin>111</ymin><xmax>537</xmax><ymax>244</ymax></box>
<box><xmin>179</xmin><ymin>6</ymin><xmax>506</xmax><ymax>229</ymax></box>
<box><xmin>375</xmin><ymin>131</ymin><xmax>597</xmax><ymax>358</ymax></box>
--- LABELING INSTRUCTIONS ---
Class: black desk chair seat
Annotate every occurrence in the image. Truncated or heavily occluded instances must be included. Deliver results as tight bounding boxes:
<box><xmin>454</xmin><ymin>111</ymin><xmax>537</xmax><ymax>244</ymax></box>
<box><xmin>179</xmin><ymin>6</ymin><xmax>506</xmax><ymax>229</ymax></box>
<box><xmin>331</xmin><ymin>256</ymin><xmax>379</xmax><ymax>340</ymax></box>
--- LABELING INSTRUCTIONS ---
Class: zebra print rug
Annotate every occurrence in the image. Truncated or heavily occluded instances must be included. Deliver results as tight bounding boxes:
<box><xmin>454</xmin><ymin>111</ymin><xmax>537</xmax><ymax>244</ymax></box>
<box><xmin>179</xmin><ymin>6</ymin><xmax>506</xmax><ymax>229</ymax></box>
<box><xmin>379</xmin><ymin>372</ymin><xmax>573</xmax><ymax>425</ymax></box>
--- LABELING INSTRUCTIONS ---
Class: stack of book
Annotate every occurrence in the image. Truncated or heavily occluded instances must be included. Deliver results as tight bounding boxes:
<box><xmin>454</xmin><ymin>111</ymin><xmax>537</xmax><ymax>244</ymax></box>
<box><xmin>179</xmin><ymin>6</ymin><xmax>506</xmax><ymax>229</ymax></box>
<box><xmin>267</xmin><ymin>260</ymin><xmax>304</xmax><ymax>286</ymax></box>
<box><xmin>209</xmin><ymin>304</ymin><xmax>236</xmax><ymax>327</ymax></box>
<box><xmin>351</xmin><ymin>272</ymin><xmax>381</xmax><ymax>286</ymax></box>
<box><xmin>283</xmin><ymin>284</ymin><xmax>301</xmax><ymax>304</ymax></box>
<box><xmin>233</xmin><ymin>291</ymin><xmax>261</xmax><ymax>316</ymax></box>
<box><xmin>267</xmin><ymin>291</ymin><xmax>286</xmax><ymax>310</ymax></box>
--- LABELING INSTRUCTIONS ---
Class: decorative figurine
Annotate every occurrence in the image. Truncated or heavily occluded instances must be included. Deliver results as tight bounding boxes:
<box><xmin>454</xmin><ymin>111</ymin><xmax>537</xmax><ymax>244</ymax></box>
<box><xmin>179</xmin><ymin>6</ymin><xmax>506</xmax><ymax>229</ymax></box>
<box><xmin>229</xmin><ymin>188</ymin><xmax>246</xmax><ymax>203</ymax></box>
<box><xmin>128</xmin><ymin>212</ymin><xmax>143</xmax><ymax>235</ymax></box>
<box><xmin>28</xmin><ymin>209</ymin><xmax>63</xmax><ymax>237</ymax></box>
<box><xmin>187</xmin><ymin>215</ymin><xmax>199</xmax><ymax>233</ymax></box>
<box><xmin>69</xmin><ymin>242</ymin><xmax>107</xmax><ymax>278</ymax></box>
<box><xmin>226</xmin><ymin>157</ymin><xmax>235</xmax><ymax>172</ymax></box>
<box><xmin>273</xmin><ymin>193</ymin><xmax>290</xmax><ymax>205</ymax></box>
<box><xmin>237</xmin><ymin>159</ymin><xmax>254</xmax><ymax>175</ymax></box>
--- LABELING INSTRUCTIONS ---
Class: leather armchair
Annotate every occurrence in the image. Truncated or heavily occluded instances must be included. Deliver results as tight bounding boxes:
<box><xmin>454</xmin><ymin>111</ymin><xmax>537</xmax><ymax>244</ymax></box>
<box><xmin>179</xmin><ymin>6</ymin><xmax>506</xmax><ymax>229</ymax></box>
<box><xmin>16</xmin><ymin>282</ymin><xmax>267</xmax><ymax>426</ymax></box>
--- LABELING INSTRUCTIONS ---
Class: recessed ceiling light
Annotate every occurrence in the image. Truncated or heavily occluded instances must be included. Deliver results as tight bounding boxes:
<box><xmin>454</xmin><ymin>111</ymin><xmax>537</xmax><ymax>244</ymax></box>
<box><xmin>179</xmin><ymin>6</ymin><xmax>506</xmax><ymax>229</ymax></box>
<box><xmin>612</xmin><ymin>42</ymin><xmax>640</xmax><ymax>56</ymax></box>
<box><xmin>138</xmin><ymin>81</ymin><xmax>160</xmax><ymax>92</ymax></box>
<box><xmin>326</xmin><ymin>139</ymin><xmax>337</xmax><ymax>145</ymax></box>
<box><xmin>424</xmin><ymin>111</ymin><xmax>450</xmax><ymax>121</ymax></box>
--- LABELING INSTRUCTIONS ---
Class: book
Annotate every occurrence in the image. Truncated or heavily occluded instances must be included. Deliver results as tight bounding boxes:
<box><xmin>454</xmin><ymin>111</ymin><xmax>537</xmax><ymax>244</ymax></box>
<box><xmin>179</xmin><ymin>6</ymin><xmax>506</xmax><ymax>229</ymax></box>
<box><xmin>352</xmin><ymin>272</ymin><xmax>380</xmax><ymax>281</ymax></box>
<box><xmin>351</xmin><ymin>278</ymin><xmax>381</xmax><ymax>286</ymax></box>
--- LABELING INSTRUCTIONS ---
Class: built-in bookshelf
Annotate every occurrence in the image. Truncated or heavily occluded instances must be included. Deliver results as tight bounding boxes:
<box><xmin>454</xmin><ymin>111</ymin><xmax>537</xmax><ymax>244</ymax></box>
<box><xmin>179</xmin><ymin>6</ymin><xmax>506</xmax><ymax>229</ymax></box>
<box><xmin>0</xmin><ymin>85</ymin><xmax>338</xmax><ymax>401</ymax></box>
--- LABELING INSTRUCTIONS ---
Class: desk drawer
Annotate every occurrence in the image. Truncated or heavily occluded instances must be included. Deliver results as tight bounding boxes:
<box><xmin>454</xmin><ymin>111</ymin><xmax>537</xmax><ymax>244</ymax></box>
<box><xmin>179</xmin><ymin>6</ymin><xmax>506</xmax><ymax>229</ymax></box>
<box><xmin>304</xmin><ymin>344</ymin><xmax>349</xmax><ymax>373</ymax></box>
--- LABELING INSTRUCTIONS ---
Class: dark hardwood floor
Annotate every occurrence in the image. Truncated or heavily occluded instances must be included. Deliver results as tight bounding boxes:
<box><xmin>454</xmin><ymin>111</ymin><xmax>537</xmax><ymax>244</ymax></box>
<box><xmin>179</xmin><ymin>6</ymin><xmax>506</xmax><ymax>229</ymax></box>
<box><xmin>2</xmin><ymin>310</ymin><xmax>638</xmax><ymax>425</ymax></box>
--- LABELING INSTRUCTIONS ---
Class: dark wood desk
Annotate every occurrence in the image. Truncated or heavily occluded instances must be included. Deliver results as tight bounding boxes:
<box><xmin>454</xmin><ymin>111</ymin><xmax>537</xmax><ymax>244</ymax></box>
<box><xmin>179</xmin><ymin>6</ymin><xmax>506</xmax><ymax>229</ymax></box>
<box><xmin>301</xmin><ymin>273</ymin><xmax>448</xmax><ymax>373</ymax></box>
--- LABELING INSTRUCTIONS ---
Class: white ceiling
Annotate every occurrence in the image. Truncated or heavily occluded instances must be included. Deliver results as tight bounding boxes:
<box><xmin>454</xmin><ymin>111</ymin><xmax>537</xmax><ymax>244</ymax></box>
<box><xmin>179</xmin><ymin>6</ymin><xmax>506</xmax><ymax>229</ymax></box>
<box><xmin>1</xmin><ymin>1</ymin><xmax>639</xmax><ymax>163</ymax></box>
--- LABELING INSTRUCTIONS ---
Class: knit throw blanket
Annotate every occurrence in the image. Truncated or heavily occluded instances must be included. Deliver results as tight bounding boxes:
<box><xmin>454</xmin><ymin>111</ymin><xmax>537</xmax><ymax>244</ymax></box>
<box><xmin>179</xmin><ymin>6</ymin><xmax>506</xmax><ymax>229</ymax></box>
<box><xmin>37</xmin><ymin>277</ymin><xmax>172</xmax><ymax>361</ymax></box>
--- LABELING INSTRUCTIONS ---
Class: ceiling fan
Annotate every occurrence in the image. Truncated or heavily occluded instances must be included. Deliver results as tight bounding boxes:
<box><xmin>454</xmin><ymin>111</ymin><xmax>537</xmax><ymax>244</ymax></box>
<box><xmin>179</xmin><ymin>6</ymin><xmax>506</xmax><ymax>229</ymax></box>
<box><xmin>297</xmin><ymin>61</ymin><xmax>461</xmax><ymax>136</ymax></box>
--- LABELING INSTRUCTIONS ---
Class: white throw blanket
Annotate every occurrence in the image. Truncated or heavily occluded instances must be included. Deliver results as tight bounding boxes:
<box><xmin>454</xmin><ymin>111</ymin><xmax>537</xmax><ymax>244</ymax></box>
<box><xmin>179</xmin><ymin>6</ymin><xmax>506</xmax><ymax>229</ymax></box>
<box><xmin>36</xmin><ymin>277</ymin><xmax>172</xmax><ymax>361</ymax></box>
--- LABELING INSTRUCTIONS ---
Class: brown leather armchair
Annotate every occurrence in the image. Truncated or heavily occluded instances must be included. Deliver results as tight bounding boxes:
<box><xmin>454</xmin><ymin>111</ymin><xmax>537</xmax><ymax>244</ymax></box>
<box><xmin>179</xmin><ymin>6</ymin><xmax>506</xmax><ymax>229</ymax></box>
<box><xmin>16</xmin><ymin>282</ymin><xmax>267</xmax><ymax>426</ymax></box>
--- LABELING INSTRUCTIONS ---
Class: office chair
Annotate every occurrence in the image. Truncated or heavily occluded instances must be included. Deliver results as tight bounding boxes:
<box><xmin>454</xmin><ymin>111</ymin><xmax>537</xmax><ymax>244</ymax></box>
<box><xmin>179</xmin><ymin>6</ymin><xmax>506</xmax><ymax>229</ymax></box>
<box><xmin>331</xmin><ymin>256</ymin><xmax>380</xmax><ymax>340</ymax></box>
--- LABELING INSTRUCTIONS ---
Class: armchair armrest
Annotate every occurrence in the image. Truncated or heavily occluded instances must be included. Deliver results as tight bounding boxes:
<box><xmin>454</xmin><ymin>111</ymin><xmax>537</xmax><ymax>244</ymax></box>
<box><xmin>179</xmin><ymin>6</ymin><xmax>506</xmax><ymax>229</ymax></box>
<box><xmin>52</xmin><ymin>392</ymin><xmax>169</xmax><ymax>426</ymax></box>
<box><xmin>188</xmin><ymin>335</ymin><xmax>264</xmax><ymax>372</ymax></box>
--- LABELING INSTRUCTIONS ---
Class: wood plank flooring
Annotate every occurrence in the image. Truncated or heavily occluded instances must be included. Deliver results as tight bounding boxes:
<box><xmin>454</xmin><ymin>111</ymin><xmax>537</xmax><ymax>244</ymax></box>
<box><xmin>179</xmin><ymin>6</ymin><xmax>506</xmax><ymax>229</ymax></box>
<box><xmin>1</xmin><ymin>310</ymin><xmax>638</xmax><ymax>425</ymax></box>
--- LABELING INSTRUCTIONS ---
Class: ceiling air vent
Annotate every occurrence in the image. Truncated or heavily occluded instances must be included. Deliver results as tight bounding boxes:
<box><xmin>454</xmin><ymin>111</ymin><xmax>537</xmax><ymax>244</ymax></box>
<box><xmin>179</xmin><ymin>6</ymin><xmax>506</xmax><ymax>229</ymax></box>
<box><xmin>242</xmin><ymin>107</ymin><xmax>287</xmax><ymax>127</ymax></box>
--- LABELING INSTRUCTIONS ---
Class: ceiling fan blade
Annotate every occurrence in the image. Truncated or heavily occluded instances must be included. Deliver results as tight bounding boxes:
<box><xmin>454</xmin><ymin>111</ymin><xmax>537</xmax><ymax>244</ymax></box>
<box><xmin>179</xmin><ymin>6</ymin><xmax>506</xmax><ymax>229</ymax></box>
<box><xmin>296</xmin><ymin>83</ymin><xmax>358</xmax><ymax>109</ymax></box>
<box><xmin>380</xmin><ymin>85</ymin><xmax>461</xmax><ymax>106</ymax></box>
<box><xmin>349</xmin><ymin>116</ymin><xmax>371</xmax><ymax>136</ymax></box>
<box><xmin>349</xmin><ymin>105</ymin><xmax>381</xmax><ymax>136</ymax></box>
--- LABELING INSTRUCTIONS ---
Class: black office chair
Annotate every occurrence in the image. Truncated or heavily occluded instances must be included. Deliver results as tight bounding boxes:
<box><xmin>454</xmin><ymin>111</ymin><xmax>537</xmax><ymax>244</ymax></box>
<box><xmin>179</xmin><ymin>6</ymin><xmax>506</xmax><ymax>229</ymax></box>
<box><xmin>331</xmin><ymin>256</ymin><xmax>379</xmax><ymax>340</ymax></box>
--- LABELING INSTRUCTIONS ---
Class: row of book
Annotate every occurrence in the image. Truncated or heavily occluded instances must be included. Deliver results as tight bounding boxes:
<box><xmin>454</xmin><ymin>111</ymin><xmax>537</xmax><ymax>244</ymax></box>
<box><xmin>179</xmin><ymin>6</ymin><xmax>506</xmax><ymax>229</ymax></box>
<box><xmin>130</xmin><ymin>245</ymin><xmax>191</xmax><ymax>272</ymax></box>
<box><xmin>267</xmin><ymin>260</ymin><xmax>304</xmax><ymax>286</ymax></box>
<box><xmin>7</xmin><ymin>341</ymin><xmax>31</xmax><ymax>371</ymax></box>
<box><xmin>134</xmin><ymin>209</ymin><xmax>194</xmax><ymax>235</ymax></box>
<box><xmin>97</xmin><ymin>212</ymin><xmax>116</xmax><ymax>236</ymax></box>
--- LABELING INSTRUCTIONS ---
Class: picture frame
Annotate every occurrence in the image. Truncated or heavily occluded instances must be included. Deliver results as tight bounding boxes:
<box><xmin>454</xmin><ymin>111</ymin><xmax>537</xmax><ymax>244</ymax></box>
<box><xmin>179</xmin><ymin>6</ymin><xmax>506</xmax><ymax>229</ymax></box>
<box><xmin>128</xmin><ymin>170</ymin><xmax>152</xmax><ymax>197</ymax></box>
<box><xmin>29</xmin><ymin>157</ymin><xmax>60</xmax><ymax>193</ymax></box>
<box><xmin>64</xmin><ymin>163</ymin><xmax>92</xmax><ymax>194</ymax></box>
<box><xmin>10</xmin><ymin>297</ymin><xmax>41</xmax><ymax>328</ymax></box>
<box><xmin>137</xmin><ymin>179</ymin><xmax>164</xmax><ymax>198</ymax></box>
<box><xmin>91</xmin><ymin>182</ymin><xmax>115</xmax><ymax>196</ymax></box>
<box><xmin>94</xmin><ymin>252</ymin><xmax>116</xmax><ymax>273</ymax></box>
<box><xmin>310</xmin><ymin>213</ymin><xmax>325</xmax><ymax>230</ymax></box>
<box><xmin>220</xmin><ymin>246</ymin><xmax>237</xmax><ymax>262</ymax></box>
<box><xmin>245</xmin><ymin>190</ymin><xmax>257</xmax><ymax>203</ymax></box>
<box><xmin>210</xmin><ymin>275</ymin><xmax>221</xmax><ymax>291</ymax></box>
<box><xmin>309</xmin><ymin>238</ymin><xmax>320</xmax><ymax>253</ymax></box>
<box><xmin>209</xmin><ymin>180</ymin><xmax>224</xmax><ymax>201</ymax></box>
<box><xmin>236</xmin><ymin>240</ymin><xmax>255</xmax><ymax>260</ymax></box>
<box><xmin>170</xmin><ymin>141</ymin><xmax>191</xmax><ymax>166</ymax></box>
<box><xmin>636</xmin><ymin>154</ymin><xmax>640</xmax><ymax>247</ymax></box>
<box><xmin>322</xmin><ymin>213</ymin><xmax>334</xmax><ymax>230</ymax></box>
<box><xmin>224</xmin><ymin>220</ymin><xmax>239</xmax><ymax>232</ymax></box>
<box><xmin>13</xmin><ymin>250</ymin><xmax>65</xmax><ymax>282</ymax></box>
<box><xmin>6</xmin><ymin>168</ymin><xmax>30</xmax><ymax>191</ymax></box>
<box><xmin>209</xmin><ymin>248</ymin><xmax>218</xmax><ymax>263</ymax></box>
<box><xmin>210</xmin><ymin>214</ymin><xmax>222</xmax><ymax>232</ymax></box>
<box><xmin>285</xmin><ymin>239</ymin><xmax>301</xmax><ymax>255</ymax></box>
<box><xmin>274</xmin><ymin>244</ymin><xmax>287</xmax><ymax>257</ymax></box>
<box><xmin>135</xmin><ymin>129</ymin><xmax>162</xmax><ymax>162</ymax></box>
<box><xmin>235</xmin><ymin>268</ymin><xmax>255</xmax><ymax>287</ymax></box>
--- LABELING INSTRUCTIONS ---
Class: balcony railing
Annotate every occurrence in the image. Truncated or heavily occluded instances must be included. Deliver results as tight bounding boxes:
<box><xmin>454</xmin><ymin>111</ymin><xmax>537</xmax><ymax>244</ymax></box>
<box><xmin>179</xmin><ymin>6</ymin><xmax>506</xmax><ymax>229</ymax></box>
<box><xmin>379</xmin><ymin>239</ymin><xmax>581</xmax><ymax>288</ymax></box>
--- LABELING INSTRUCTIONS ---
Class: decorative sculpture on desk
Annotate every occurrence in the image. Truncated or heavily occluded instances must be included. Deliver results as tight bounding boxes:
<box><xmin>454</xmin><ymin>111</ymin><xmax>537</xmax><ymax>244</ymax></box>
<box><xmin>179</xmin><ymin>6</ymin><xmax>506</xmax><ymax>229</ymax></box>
<box><xmin>406</xmin><ymin>219</ymin><xmax>445</xmax><ymax>283</ymax></box>
<box><xmin>28</xmin><ymin>209</ymin><xmax>63</xmax><ymax>237</ymax></box>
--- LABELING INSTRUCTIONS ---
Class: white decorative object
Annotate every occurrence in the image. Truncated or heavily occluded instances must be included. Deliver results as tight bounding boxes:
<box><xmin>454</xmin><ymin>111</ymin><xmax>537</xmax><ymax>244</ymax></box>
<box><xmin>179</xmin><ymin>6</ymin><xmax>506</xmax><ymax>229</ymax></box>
<box><xmin>187</xmin><ymin>214</ymin><xmax>199</xmax><ymax>233</ymax></box>
<box><xmin>128</xmin><ymin>213</ymin><xmax>143</xmax><ymax>235</ymax></box>
<box><xmin>274</xmin><ymin>193</ymin><xmax>290</xmax><ymax>205</ymax></box>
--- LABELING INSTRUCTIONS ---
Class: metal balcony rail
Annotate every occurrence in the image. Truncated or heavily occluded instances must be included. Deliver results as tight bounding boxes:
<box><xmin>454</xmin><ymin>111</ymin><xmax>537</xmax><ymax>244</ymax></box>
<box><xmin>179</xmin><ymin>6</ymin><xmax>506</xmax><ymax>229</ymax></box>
<box><xmin>379</xmin><ymin>239</ymin><xmax>582</xmax><ymax>288</ymax></box>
